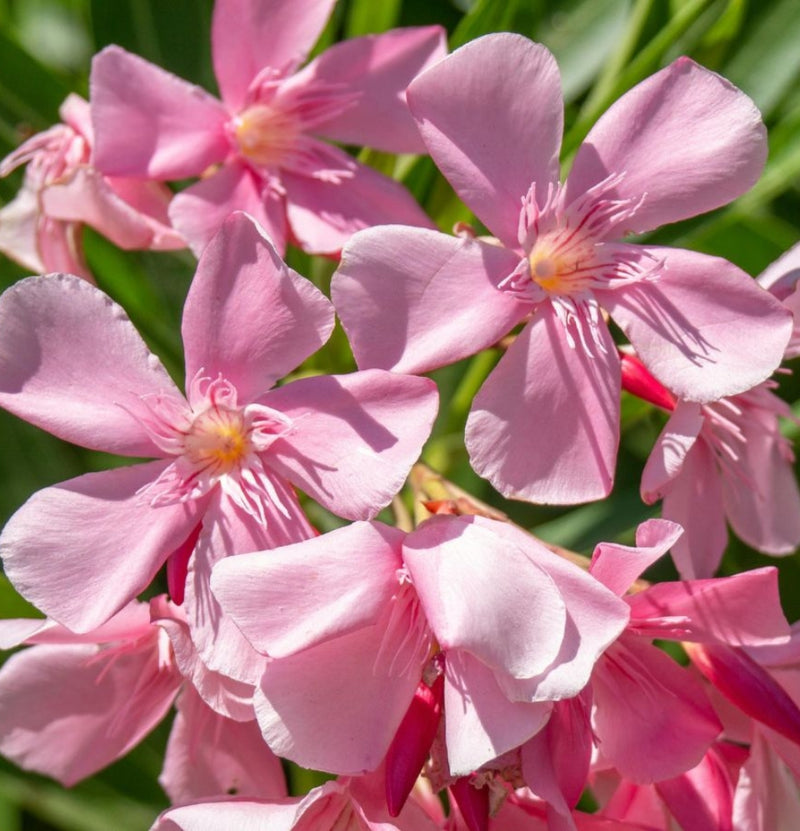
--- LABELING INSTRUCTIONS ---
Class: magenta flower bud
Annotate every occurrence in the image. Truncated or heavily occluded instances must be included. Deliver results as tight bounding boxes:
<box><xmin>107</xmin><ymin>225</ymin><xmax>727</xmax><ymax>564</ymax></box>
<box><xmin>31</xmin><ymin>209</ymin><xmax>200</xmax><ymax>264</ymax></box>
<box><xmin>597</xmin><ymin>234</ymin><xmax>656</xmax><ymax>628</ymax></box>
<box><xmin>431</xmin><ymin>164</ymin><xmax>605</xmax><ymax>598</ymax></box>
<box><xmin>619</xmin><ymin>350</ymin><xmax>676</xmax><ymax>412</ymax></box>
<box><xmin>385</xmin><ymin>673</ymin><xmax>444</xmax><ymax>816</ymax></box>
<box><xmin>450</xmin><ymin>776</ymin><xmax>489</xmax><ymax>831</ymax></box>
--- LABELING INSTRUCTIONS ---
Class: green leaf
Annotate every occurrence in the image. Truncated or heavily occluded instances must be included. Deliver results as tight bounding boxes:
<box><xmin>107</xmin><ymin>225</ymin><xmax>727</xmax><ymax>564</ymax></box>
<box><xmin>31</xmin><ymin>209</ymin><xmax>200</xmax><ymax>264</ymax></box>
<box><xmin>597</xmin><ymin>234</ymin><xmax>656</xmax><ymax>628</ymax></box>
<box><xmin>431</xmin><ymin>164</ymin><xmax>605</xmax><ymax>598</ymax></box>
<box><xmin>345</xmin><ymin>0</ymin><xmax>402</xmax><ymax>36</ymax></box>
<box><xmin>723</xmin><ymin>0</ymin><xmax>800</xmax><ymax>117</ymax></box>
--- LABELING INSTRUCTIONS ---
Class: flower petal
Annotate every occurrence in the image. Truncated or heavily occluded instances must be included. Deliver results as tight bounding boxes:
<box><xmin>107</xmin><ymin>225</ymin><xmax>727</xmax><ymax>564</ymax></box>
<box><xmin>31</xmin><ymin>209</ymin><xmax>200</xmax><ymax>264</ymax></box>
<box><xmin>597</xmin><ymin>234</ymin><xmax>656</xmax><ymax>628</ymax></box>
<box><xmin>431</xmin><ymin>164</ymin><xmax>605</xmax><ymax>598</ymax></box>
<box><xmin>183</xmin><ymin>490</ymin><xmax>313</xmax><ymax>686</ymax></box>
<box><xmin>211</xmin><ymin>0</ymin><xmax>337</xmax><ymax>111</ymax></box>
<box><xmin>466</xmin><ymin>306</ymin><xmax>620</xmax><ymax>504</ymax></box>
<box><xmin>332</xmin><ymin>226</ymin><xmax>528</xmax><ymax>374</ymax></box>
<box><xmin>254</xmin><ymin>604</ymin><xmax>424</xmax><ymax>774</ymax></box>
<box><xmin>263</xmin><ymin>370</ymin><xmax>437</xmax><ymax>520</ymax></box>
<box><xmin>407</xmin><ymin>33</ymin><xmax>562</xmax><ymax>245</ymax></box>
<box><xmin>661</xmin><ymin>440</ymin><xmax>728</xmax><ymax>579</ymax></box>
<box><xmin>443</xmin><ymin>649</ymin><xmax>552</xmax><ymax>776</ymax></box>
<box><xmin>589</xmin><ymin>518</ymin><xmax>683</xmax><ymax>597</ymax></box>
<box><xmin>212</xmin><ymin>521</ymin><xmax>405</xmax><ymax>658</ymax></box>
<box><xmin>567</xmin><ymin>57</ymin><xmax>767</xmax><ymax>234</ymax></box>
<box><xmin>600</xmin><ymin>247</ymin><xmax>792</xmax><ymax>402</ymax></box>
<box><xmin>0</xmin><ymin>274</ymin><xmax>184</xmax><ymax>456</ymax></box>
<box><xmin>0</xmin><ymin>461</ymin><xmax>203</xmax><ymax>632</ymax></box>
<box><xmin>91</xmin><ymin>46</ymin><xmax>229</xmax><ymax>179</ymax></box>
<box><xmin>182</xmin><ymin>212</ymin><xmax>334</xmax><ymax>403</ymax></box>
<box><xmin>592</xmin><ymin>638</ymin><xmax>721</xmax><ymax>783</ymax></box>
<box><xmin>641</xmin><ymin>401</ymin><xmax>704</xmax><ymax>502</ymax></box>
<box><xmin>405</xmin><ymin>515</ymin><xmax>567</xmax><ymax>679</ymax></box>
<box><xmin>0</xmin><ymin>638</ymin><xmax>179</xmax><ymax>785</ymax></box>
<box><xmin>721</xmin><ymin>405</ymin><xmax>800</xmax><ymax>556</ymax></box>
<box><xmin>629</xmin><ymin>567</ymin><xmax>790</xmax><ymax>647</ymax></box>
<box><xmin>283</xmin><ymin>148</ymin><xmax>433</xmax><ymax>256</ymax></box>
<box><xmin>168</xmin><ymin>163</ymin><xmax>287</xmax><ymax>258</ymax></box>
<box><xmin>295</xmin><ymin>26</ymin><xmax>447</xmax><ymax>154</ymax></box>
<box><xmin>159</xmin><ymin>685</ymin><xmax>286</xmax><ymax>804</ymax></box>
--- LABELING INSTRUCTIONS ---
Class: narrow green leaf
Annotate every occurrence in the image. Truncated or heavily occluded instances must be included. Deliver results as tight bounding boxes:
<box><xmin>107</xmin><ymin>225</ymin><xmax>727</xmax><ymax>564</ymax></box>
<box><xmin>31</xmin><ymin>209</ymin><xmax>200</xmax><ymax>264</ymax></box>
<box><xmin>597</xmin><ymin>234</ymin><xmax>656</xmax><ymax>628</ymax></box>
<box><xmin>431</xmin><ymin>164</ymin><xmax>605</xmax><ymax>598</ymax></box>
<box><xmin>345</xmin><ymin>0</ymin><xmax>402</xmax><ymax>36</ymax></box>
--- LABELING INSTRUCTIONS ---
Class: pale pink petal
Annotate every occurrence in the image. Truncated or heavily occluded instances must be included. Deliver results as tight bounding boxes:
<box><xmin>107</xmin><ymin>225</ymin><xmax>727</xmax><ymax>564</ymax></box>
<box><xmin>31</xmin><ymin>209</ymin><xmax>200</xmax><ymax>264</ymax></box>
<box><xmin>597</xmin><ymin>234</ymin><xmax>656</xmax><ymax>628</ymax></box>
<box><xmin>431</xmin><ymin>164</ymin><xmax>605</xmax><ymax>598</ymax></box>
<box><xmin>294</xmin><ymin>26</ymin><xmax>447</xmax><ymax>154</ymax></box>
<box><xmin>721</xmin><ymin>409</ymin><xmax>800</xmax><ymax>555</ymax></box>
<box><xmin>567</xmin><ymin>58</ymin><xmax>766</xmax><ymax>234</ymax></box>
<box><xmin>443</xmin><ymin>650</ymin><xmax>552</xmax><ymax>776</ymax></box>
<box><xmin>592</xmin><ymin>638</ymin><xmax>721</xmax><ymax>783</ymax></box>
<box><xmin>254</xmin><ymin>603</ymin><xmax>424</xmax><ymax>774</ymax></box>
<box><xmin>0</xmin><ymin>619</ymin><xmax>50</xmax><ymax>649</ymax></box>
<box><xmin>629</xmin><ymin>568</ymin><xmax>790</xmax><ymax>647</ymax></box>
<box><xmin>182</xmin><ymin>212</ymin><xmax>334</xmax><ymax>402</ymax></box>
<box><xmin>104</xmin><ymin>177</ymin><xmax>184</xmax><ymax>249</ymax></box>
<box><xmin>283</xmin><ymin>149</ymin><xmax>433</xmax><ymax>256</ymax></box>
<box><xmin>733</xmin><ymin>732</ymin><xmax>800</xmax><ymax>831</ymax></box>
<box><xmin>0</xmin><ymin>274</ymin><xmax>184</xmax><ymax>456</ymax></box>
<box><xmin>42</xmin><ymin>167</ymin><xmax>167</xmax><ymax>249</ymax></box>
<box><xmin>59</xmin><ymin>92</ymin><xmax>92</xmax><ymax>138</ymax></box>
<box><xmin>0</xmin><ymin>639</ymin><xmax>180</xmax><ymax>785</ymax></box>
<box><xmin>404</xmin><ymin>515</ymin><xmax>567</xmax><ymax>679</ymax></box>
<box><xmin>0</xmin><ymin>461</ymin><xmax>204</xmax><ymax>632</ymax></box>
<box><xmin>641</xmin><ymin>401</ymin><xmax>704</xmax><ymax>502</ymax></box>
<box><xmin>466</xmin><ymin>306</ymin><xmax>620</xmax><ymax>504</ymax></box>
<box><xmin>160</xmin><ymin>685</ymin><xmax>286</xmax><ymax>804</ymax></box>
<box><xmin>91</xmin><ymin>46</ymin><xmax>230</xmax><ymax>179</ymax></box>
<box><xmin>152</xmin><ymin>799</ymin><xmax>299</xmax><ymax>831</ymax></box>
<box><xmin>332</xmin><ymin>226</ymin><xmax>528</xmax><ymax>374</ymax></box>
<box><xmin>36</xmin><ymin>217</ymin><xmax>93</xmax><ymax>281</ymax></box>
<box><xmin>589</xmin><ymin>519</ymin><xmax>683</xmax><ymax>596</ymax></box>
<box><xmin>468</xmin><ymin>517</ymin><xmax>630</xmax><ymax>699</ymax></box>
<box><xmin>211</xmin><ymin>0</ymin><xmax>337</xmax><ymax>111</ymax></box>
<box><xmin>600</xmin><ymin>247</ymin><xmax>792</xmax><ymax>402</ymax></box>
<box><xmin>0</xmin><ymin>182</ymin><xmax>45</xmax><ymax>272</ymax></box>
<box><xmin>263</xmin><ymin>370</ymin><xmax>437</xmax><ymax>519</ymax></box>
<box><xmin>661</xmin><ymin>440</ymin><xmax>728</xmax><ymax>579</ymax></box>
<box><xmin>758</xmin><ymin>241</ymin><xmax>800</xmax><ymax>298</ymax></box>
<box><xmin>151</xmin><ymin>597</ymin><xmax>257</xmax><ymax>722</ymax></box>
<box><xmin>212</xmin><ymin>521</ymin><xmax>405</xmax><ymax>658</ymax></box>
<box><xmin>757</xmin><ymin>243</ymin><xmax>800</xmax><ymax>362</ymax></box>
<box><xmin>407</xmin><ymin>33</ymin><xmax>562</xmax><ymax>246</ymax></box>
<box><xmin>168</xmin><ymin>162</ymin><xmax>287</xmax><ymax>258</ymax></box>
<box><xmin>183</xmin><ymin>490</ymin><xmax>313</xmax><ymax>687</ymax></box>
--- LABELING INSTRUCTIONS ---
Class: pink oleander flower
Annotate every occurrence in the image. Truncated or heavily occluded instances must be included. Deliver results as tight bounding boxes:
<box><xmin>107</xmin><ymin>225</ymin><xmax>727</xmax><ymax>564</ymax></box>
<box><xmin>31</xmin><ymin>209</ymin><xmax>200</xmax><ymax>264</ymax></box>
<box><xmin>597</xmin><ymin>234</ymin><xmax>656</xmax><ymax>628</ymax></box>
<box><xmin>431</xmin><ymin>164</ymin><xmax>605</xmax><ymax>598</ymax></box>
<box><xmin>332</xmin><ymin>33</ymin><xmax>791</xmax><ymax>505</ymax></box>
<box><xmin>509</xmin><ymin>522</ymin><xmax>795</xmax><ymax>830</ymax></box>
<box><xmin>0</xmin><ymin>213</ymin><xmax>438</xmax><ymax>649</ymax></box>
<box><xmin>623</xmin><ymin>349</ymin><xmax>800</xmax><ymax>578</ymax></box>
<box><xmin>211</xmin><ymin>514</ymin><xmax>630</xmax><ymax>780</ymax></box>
<box><xmin>89</xmin><ymin>0</ymin><xmax>445</xmax><ymax>257</ymax></box>
<box><xmin>0</xmin><ymin>94</ymin><xmax>183</xmax><ymax>281</ymax></box>
<box><xmin>0</xmin><ymin>599</ymin><xmax>287</xmax><ymax>802</ymax></box>
<box><xmin>586</xmin><ymin>533</ymin><xmax>794</xmax><ymax>786</ymax></box>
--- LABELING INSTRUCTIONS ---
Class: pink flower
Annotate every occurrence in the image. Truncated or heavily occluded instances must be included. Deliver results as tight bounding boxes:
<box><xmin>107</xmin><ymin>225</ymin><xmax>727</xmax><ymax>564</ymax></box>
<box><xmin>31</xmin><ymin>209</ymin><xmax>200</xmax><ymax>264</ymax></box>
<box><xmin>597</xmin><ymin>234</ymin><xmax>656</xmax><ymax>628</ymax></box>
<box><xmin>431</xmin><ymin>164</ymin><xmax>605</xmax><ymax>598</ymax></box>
<box><xmin>211</xmin><ymin>515</ymin><xmax>629</xmax><ymax>778</ymax></box>
<box><xmin>0</xmin><ymin>94</ymin><xmax>183</xmax><ymax>281</ymax></box>
<box><xmin>90</xmin><ymin>0</ymin><xmax>445</xmax><ymax>256</ymax></box>
<box><xmin>621</xmin><ymin>349</ymin><xmax>800</xmax><ymax>578</ymax></box>
<box><xmin>0</xmin><ymin>599</ymin><xmax>287</xmax><ymax>802</ymax></box>
<box><xmin>0</xmin><ymin>212</ymin><xmax>438</xmax><ymax>638</ymax></box>
<box><xmin>587</xmin><ymin>527</ymin><xmax>794</xmax><ymax>785</ymax></box>
<box><xmin>332</xmin><ymin>34</ymin><xmax>791</xmax><ymax>505</ymax></box>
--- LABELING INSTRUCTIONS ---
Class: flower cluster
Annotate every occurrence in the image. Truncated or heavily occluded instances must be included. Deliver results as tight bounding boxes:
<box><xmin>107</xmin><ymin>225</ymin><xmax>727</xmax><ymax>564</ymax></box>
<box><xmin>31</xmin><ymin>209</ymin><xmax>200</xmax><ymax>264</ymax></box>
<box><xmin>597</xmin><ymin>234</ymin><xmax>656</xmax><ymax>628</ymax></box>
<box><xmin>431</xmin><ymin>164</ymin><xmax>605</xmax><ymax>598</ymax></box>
<box><xmin>1</xmin><ymin>3</ymin><xmax>800</xmax><ymax>830</ymax></box>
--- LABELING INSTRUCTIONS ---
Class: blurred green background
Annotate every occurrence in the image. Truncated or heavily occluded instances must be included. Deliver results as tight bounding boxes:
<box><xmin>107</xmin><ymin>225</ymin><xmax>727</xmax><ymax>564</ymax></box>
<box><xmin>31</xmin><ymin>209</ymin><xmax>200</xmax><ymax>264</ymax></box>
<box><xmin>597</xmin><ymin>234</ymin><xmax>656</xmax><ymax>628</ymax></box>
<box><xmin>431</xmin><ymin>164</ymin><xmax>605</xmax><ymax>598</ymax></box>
<box><xmin>0</xmin><ymin>0</ymin><xmax>799</xmax><ymax>827</ymax></box>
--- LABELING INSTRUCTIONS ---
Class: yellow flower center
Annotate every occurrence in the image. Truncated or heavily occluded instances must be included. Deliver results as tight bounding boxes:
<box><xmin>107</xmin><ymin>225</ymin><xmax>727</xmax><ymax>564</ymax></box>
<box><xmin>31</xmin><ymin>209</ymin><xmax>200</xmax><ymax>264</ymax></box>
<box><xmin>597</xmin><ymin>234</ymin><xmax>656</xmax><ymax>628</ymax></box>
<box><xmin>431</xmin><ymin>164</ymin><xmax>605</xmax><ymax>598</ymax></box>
<box><xmin>183</xmin><ymin>405</ymin><xmax>250</xmax><ymax>474</ymax></box>
<box><xmin>528</xmin><ymin>231</ymin><xmax>597</xmax><ymax>296</ymax></box>
<box><xmin>233</xmin><ymin>103</ymin><xmax>298</xmax><ymax>168</ymax></box>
